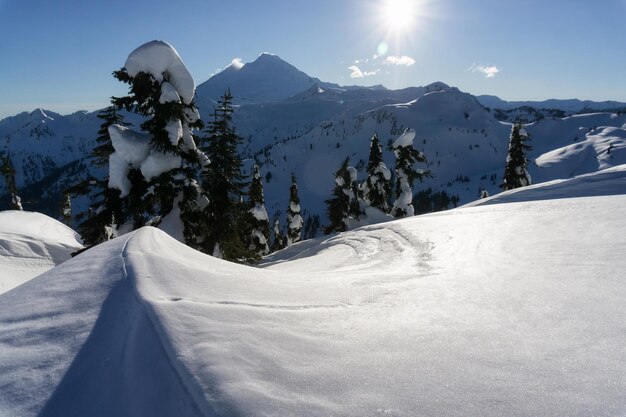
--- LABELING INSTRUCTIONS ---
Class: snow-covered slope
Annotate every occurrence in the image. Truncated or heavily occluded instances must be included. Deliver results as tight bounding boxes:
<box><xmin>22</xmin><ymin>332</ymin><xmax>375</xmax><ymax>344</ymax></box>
<box><xmin>0</xmin><ymin>210</ymin><xmax>83</xmax><ymax>294</ymax></box>
<box><xmin>0</xmin><ymin>109</ymin><xmax>101</xmax><ymax>217</ymax></box>
<box><xmin>534</xmin><ymin>124</ymin><xmax>626</xmax><ymax>180</ymax></box>
<box><xmin>0</xmin><ymin>109</ymin><xmax>99</xmax><ymax>187</ymax></box>
<box><xmin>1</xmin><ymin>167</ymin><xmax>625</xmax><ymax>416</ymax></box>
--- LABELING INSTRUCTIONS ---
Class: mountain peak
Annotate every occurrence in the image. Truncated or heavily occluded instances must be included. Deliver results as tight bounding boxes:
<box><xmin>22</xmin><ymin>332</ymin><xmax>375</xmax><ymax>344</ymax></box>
<box><xmin>29</xmin><ymin>108</ymin><xmax>55</xmax><ymax>121</ymax></box>
<box><xmin>246</xmin><ymin>52</ymin><xmax>296</xmax><ymax>71</ymax></box>
<box><xmin>196</xmin><ymin>53</ymin><xmax>324</xmax><ymax>109</ymax></box>
<box><xmin>256</xmin><ymin>52</ymin><xmax>282</xmax><ymax>61</ymax></box>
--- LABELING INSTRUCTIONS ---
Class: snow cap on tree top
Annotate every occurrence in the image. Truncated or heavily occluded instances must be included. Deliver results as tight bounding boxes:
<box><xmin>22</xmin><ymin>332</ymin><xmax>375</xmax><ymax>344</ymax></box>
<box><xmin>124</xmin><ymin>40</ymin><xmax>195</xmax><ymax>105</ymax></box>
<box><xmin>393</xmin><ymin>128</ymin><xmax>416</xmax><ymax>149</ymax></box>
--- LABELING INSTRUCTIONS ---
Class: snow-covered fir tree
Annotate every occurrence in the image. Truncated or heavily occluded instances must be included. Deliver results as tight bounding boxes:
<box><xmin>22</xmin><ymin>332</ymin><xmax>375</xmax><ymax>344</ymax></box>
<box><xmin>480</xmin><ymin>189</ymin><xmax>490</xmax><ymax>199</ymax></box>
<box><xmin>200</xmin><ymin>90</ymin><xmax>254</xmax><ymax>261</ymax></box>
<box><xmin>62</xmin><ymin>192</ymin><xmax>72</xmax><ymax>226</ymax></box>
<box><xmin>361</xmin><ymin>133</ymin><xmax>392</xmax><ymax>213</ymax></box>
<box><xmin>324</xmin><ymin>157</ymin><xmax>360</xmax><ymax>234</ymax></box>
<box><xmin>247</xmin><ymin>164</ymin><xmax>270</xmax><ymax>256</ymax></box>
<box><xmin>287</xmin><ymin>173</ymin><xmax>303</xmax><ymax>245</ymax></box>
<box><xmin>271</xmin><ymin>213</ymin><xmax>287</xmax><ymax>252</ymax></box>
<box><xmin>107</xmin><ymin>41</ymin><xmax>208</xmax><ymax>247</ymax></box>
<box><xmin>1</xmin><ymin>154</ymin><xmax>22</xmax><ymax>211</ymax></box>
<box><xmin>72</xmin><ymin>106</ymin><xmax>126</xmax><ymax>246</ymax></box>
<box><xmin>390</xmin><ymin>129</ymin><xmax>431</xmax><ymax>218</ymax></box>
<box><xmin>502</xmin><ymin>122</ymin><xmax>532</xmax><ymax>191</ymax></box>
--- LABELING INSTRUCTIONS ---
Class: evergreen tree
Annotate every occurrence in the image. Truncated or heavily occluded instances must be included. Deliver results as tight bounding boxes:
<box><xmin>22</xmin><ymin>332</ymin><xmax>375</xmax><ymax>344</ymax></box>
<box><xmin>361</xmin><ymin>133</ymin><xmax>392</xmax><ymax>212</ymax></box>
<box><xmin>303</xmin><ymin>214</ymin><xmax>321</xmax><ymax>240</ymax></box>
<box><xmin>105</xmin><ymin>41</ymin><xmax>208</xmax><ymax>248</ymax></box>
<box><xmin>324</xmin><ymin>157</ymin><xmax>359</xmax><ymax>234</ymax></box>
<box><xmin>286</xmin><ymin>173</ymin><xmax>303</xmax><ymax>245</ymax></box>
<box><xmin>390</xmin><ymin>129</ymin><xmax>431</xmax><ymax>218</ymax></box>
<box><xmin>1</xmin><ymin>154</ymin><xmax>23</xmax><ymax>211</ymax></box>
<box><xmin>271</xmin><ymin>212</ymin><xmax>287</xmax><ymax>252</ymax></box>
<box><xmin>247</xmin><ymin>164</ymin><xmax>270</xmax><ymax>256</ymax></box>
<box><xmin>200</xmin><ymin>90</ymin><xmax>254</xmax><ymax>261</ymax></box>
<box><xmin>62</xmin><ymin>192</ymin><xmax>72</xmax><ymax>226</ymax></box>
<box><xmin>71</xmin><ymin>106</ymin><xmax>126</xmax><ymax>246</ymax></box>
<box><xmin>502</xmin><ymin>122</ymin><xmax>532</xmax><ymax>190</ymax></box>
<box><xmin>480</xmin><ymin>189</ymin><xmax>490</xmax><ymax>199</ymax></box>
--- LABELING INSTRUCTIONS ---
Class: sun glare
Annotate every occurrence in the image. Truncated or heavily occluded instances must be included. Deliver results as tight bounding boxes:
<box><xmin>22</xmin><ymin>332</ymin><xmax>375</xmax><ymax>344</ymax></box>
<box><xmin>382</xmin><ymin>0</ymin><xmax>416</xmax><ymax>33</ymax></box>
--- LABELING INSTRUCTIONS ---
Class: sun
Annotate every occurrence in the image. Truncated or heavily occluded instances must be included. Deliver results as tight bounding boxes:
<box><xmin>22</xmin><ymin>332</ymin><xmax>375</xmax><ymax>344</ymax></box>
<box><xmin>381</xmin><ymin>0</ymin><xmax>417</xmax><ymax>33</ymax></box>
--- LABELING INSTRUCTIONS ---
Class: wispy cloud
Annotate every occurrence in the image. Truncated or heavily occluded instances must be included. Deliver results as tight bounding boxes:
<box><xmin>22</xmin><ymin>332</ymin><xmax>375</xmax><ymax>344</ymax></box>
<box><xmin>384</xmin><ymin>55</ymin><xmax>416</xmax><ymax>66</ymax></box>
<box><xmin>348</xmin><ymin>65</ymin><xmax>379</xmax><ymax>78</ymax></box>
<box><xmin>469</xmin><ymin>63</ymin><xmax>500</xmax><ymax>78</ymax></box>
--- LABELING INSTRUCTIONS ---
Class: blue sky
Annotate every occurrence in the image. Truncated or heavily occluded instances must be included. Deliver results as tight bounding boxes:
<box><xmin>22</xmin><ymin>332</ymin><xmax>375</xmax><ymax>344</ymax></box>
<box><xmin>1</xmin><ymin>0</ymin><xmax>626</xmax><ymax>118</ymax></box>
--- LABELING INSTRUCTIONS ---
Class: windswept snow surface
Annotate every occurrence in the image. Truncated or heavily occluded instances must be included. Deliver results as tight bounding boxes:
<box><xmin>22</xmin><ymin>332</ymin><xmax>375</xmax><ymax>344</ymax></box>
<box><xmin>0</xmin><ymin>211</ymin><xmax>82</xmax><ymax>294</ymax></box>
<box><xmin>1</xmin><ymin>170</ymin><xmax>626</xmax><ymax>416</ymax></box>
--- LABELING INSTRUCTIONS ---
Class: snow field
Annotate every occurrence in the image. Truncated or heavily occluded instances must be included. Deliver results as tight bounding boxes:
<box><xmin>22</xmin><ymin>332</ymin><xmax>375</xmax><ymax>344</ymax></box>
<box><xmin>1</xmin><ymin>167</ymin><xmax>626</xmax><ymax>416</ymax></box>
<box><xmin>131</xmin><ymin>191</ymin><xmax>626</xmax><ymax>416</ymax></box>
<box><xmin>0</xmin><ymin>211</ymin><xmax>83</xmax><ymax>294</ymax></box>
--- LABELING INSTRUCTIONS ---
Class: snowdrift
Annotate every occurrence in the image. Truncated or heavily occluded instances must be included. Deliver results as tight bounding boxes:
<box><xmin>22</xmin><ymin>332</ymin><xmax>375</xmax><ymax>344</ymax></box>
<box><xmin>0</xmin><ymin>210</ymin><xmax>83</xmax><ymax>294</ymax></box>
<box><xmin>1</xmin><ymin>169</ymin><xmax>625</xmax><ymax>416</ymax></box>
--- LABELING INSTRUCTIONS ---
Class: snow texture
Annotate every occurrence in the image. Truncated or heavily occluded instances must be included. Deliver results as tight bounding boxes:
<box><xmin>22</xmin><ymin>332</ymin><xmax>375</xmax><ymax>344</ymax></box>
<box><xmin>250</xmin><ymin>204</ymin><xmax>269</xmax><ymax>222</ymax></box>
<box><xmin>108</xmin><ymin>124</ymin><xmax>151</xmax><ymax>196</ymax></box>
<box><xmin>0</xmin><ymin>211</ymin><xmax>82</xmax><ymax>294</ymax></box>
<box><xmin>289</xmin><ymin>201</ymin><xmax>300</xmax><ymax>214</ymax></box>
<box><xmin>140</xmin><ymin>151</ymin><xmax>182</xmax><ymax>181</ymax></box>
<box><xmin>165</xmin><ymin>118</ymin><xmax>183</xmax><ymax>146</ymax></box>
<box><xmin>347</xmin><ymin>166</ymin><xmax>357</xmax><ymax>182</ymax></box>
<box><xmin>159</xmin><ymin>81</ymin><xmax>181</xmax><ymax>104</ymax></box>
<box><xmin>2</xmin><ymin>167</ymin><xmax>626</xmax><ymax>416</ymax></box>
<box><xmin>392</xmin><ymin>128</ymin><xmax>416</xmax><ymax>148</ymax></box>
<box><xmin>124</xmin><ymin>40</ymin><xmax>195</xmax><ymax>105</ymax></box>
<box><xmin>108</xmin><ymin>124</ymin><xmax>183</xmax><ymax>191</ymax></box>
<box><xmin>288</xmin><ymin>213</ymin><xmax>303</xmax><ymax>230</ymax></box>
<box><xmin>109</xmin><ymin>125</ymin><xmax>151</xmax><ymax>165</ymax></box>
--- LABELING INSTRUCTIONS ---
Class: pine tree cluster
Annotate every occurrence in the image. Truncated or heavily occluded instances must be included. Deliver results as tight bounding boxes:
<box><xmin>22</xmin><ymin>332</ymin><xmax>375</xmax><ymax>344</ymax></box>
<box><xmin>324</xmin><ymin>129</ymin><xmax>431</xmax><ymax>234</ymax></box>
<box><xmin>66</xmin><ymin>42</ymin><xmax>310</xmax><ymax>263</ymax></box>
<box><xmin>60</xmin><ymin>41</ymin><xmax>535</xmax><ymax>260</ymax></box>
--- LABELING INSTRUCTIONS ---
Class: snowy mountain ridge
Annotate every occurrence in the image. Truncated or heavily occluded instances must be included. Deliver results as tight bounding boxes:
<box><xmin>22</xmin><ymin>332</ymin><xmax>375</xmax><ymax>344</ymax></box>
<box><xmin>1</xmin><ymin>53</ymin><xmax>626</xmax><ymax>232</ymax></box>
<box><xmin>477</xmin><ymin>94</ymin><xmax>626</xmax><ymax>112</ymax></box>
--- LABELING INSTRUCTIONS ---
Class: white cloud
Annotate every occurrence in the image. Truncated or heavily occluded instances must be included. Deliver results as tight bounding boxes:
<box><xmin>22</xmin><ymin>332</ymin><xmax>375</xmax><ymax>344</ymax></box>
<box><xmin>469</xmin><ymin>64</ymin><xmax>500</xmax><ymax>78</ymax></box>
<box><xmin>349</xmin><ymin>65</ymin><xmax>364</xmax><ymax>78</ymax></box>
<box><xmin>230</xmin><ymin>58</ymin><xmax>244</xmax><ymax>70</ymax></box>
<box><xmin>384</xmin><ymin>55</ymin><xmax>416</xmax><ymax>66</ymax></box>
<box><xmin>348</xmin><ymin>65</ymin><xmax>379</xmax><ymax>78</ymax></box>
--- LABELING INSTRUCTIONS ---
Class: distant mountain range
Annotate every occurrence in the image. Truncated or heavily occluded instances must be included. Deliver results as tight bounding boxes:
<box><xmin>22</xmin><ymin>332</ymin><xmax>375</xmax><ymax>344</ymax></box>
<box><xmin>2</xmin><ymin>53</ymin><xmax>625</xmax><ymax>235</ymax></box>
<box><xmin>476</xmin><ymin>94</ymin><xmax>626</xmax><ymax>113</ymax></box>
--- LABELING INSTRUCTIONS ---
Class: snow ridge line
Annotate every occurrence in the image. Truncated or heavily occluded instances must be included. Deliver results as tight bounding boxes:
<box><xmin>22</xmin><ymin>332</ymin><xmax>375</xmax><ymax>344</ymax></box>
<box><xmin>173</xmin><ymin>298</ymin><xmax>353</xmax><ymax>311</ymax></box>
<box><xmin>119</xmin><ymin>231</ymin><xmax>214</xmax><ymax>417</ymax></box>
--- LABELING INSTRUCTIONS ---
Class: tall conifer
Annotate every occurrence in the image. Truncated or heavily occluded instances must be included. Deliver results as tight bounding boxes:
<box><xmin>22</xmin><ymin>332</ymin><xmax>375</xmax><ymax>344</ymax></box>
<box><xmin>200</xmin><ymin>90</ymin><xmax>253</xmax><ymax>261</ymax></box>
<box><xmin>324</xmin><ymin>157</ymin><xmax>357</xmax><ymax>234</ymax></box>
<box><xmin>502</xmin><ymin>122</ymin><xmax>532</xmax><ymax>190</ymax></box>
<box><xmin>287</xmin><ymin>174</ymin><xmax>303</xmax><ymax>245</ymax></box>
<box><xmin>362</xmin><ymin>133</ymin><xmax>392</xmax><ymax>212</ymax></box>
<box><xmin>390</xmin><ymin>129</ymin><xmax>431</xmax><ymax>218</ymax></box>
<box><xmin>247</xmin><ymin>164</ymin><xmax>270</xmax><ymax>256</ymax></box>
